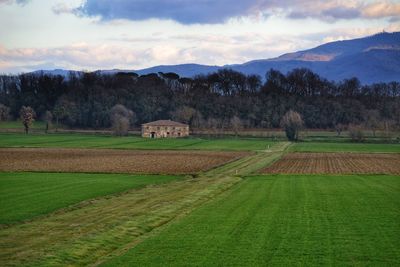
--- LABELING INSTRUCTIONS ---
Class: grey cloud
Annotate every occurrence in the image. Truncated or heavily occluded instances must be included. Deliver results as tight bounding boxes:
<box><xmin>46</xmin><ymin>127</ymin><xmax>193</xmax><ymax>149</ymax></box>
<box><xmin>75</xmin><ymin>0</ymin><xmax>270</xmax><ymax>24</ymax></box>
<box><xmin>288</xmin><ymin>6</ymin><xmax>361</xmax><ymax>21</ymax></box>
<box><xmin>323</xmin><ymin>7</ymin><xmax>361</xmax><ymax>19</ymax></box>
<box><xmin>72</xmin><ymin>0</ymin><xmax>400</xmax><ymax>24</ymax></box>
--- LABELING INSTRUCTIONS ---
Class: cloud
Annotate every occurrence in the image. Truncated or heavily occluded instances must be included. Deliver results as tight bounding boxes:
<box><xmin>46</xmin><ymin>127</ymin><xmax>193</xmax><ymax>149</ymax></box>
<box><xmin>287</xmin><ymin>2</ymin><xmax>361</xmax><ymax>21</ymax></box>
<box><xmin>52</xmin><ymin>3</ymin><xmax>77</xmax><ymax>15</ymax></box>
<box><xmin>1</xmin><ymin>20</ymin><xmax>399</xmax><ymax>74</ymax></box>
<box><xmin>74</xmin><ymin>0</ymin><xmax>268</xmax><ymax>24</ymax></box>
<box><xmin>361</xmin><ymin>1</ymin><xmax>400</xmax><ymax>20</ymax></box>
<box><xmin>0</xmin><ymin>42</ymin><xmax>202</xmax><ymax>73</ymax></box>
<box><xmin>71</xmin><ymin>0</ymin><xmax>400</xmax><ymax>24</ymax></box>
<box><xmin>287</xmin><ymin>1</ymin><xmax>400</xmax><ymax>22</ymax></box>
<box><xmin>0</xmin><ymin>0</ymin><xmax>30</xmax><ymax>5</ymax></box>
<box><xmin>0</xmin><ymin>43</ymin><xmax>143</xmax><ymax>72</ymax></box>
<box><xmin>322</xmin><ymin>7</ymin><xmax>361</xmax><ymax>20</ymax></box>
<box><xmin>0</xmin><ymin>33</ymin><xmax>308</xmax><ymax>73</ymax></box>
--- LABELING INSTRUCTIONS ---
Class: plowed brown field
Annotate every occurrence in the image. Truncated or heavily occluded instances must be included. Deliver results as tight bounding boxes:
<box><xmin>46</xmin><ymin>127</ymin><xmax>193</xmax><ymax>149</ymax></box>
<box><xmin>263</xmin><ymin>152</ymin><xmax>400</xmax><ymax>175</ymax></box>
<box><xmin>0</xmin><ymin>148</ymin><xmax>250</xmax><ymax>174</ymax></box>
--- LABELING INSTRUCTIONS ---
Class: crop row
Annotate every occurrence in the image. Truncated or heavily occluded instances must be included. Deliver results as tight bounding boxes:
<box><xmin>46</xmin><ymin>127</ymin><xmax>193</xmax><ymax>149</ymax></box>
<box><xmin>263</xmin><ymin>152</ymin><xmax>400</xmax><ymax>175</ymax></box>
<box><xmin>0</xmin><ymin>148</ymin><xmax>250</xmax><ymax>174</ymax></box>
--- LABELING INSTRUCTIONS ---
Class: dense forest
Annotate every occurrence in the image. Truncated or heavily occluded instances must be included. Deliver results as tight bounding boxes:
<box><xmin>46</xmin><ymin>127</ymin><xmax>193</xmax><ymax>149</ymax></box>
<box><xmin>0</xmin><ymin>68</ymin><xmax>399</xmax><ymax>131</ymax></box>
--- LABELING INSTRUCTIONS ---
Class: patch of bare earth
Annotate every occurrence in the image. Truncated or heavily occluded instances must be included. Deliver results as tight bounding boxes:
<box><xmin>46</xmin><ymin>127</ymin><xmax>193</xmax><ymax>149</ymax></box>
<box><xmin>263</xmin><ymin>152</ymin><xmax>400</xmax><ymax>175</ymax></box>
<box><xmin>0</xmin><ymin>148</ymin><xmax>250</xmax><ymax>174</ymax></box>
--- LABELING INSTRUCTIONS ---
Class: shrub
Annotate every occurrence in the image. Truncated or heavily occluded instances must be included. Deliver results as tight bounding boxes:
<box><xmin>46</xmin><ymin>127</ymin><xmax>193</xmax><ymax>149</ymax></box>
<box><xmin>281</xmin><ymin>110</ymin><xmax>303</xmax><ymax>141</ymax></box>
<box><xmin>110</xmin><ymin>104</ymin><xmax>134</xmax><ymax>136</ymax></box>
<box><xmin>348</xmin><ymin>124</ymin><xmax>365</xmax><ymax>142</ymax></box>
<box><xmin>230</xmin><ymin>116</ymin><xmax>243</xmax><ymax>136</ymax></box>
<box><xmin>112</xmin><ymin>116</ymin><xmax>130</xmax><ymax>136</ymax></box>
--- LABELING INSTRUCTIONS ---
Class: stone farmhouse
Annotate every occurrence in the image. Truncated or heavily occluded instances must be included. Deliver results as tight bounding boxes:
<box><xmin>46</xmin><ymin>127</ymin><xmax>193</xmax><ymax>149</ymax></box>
<box><xmin>142</xmin><ymin>120</ymin><xmax>189</xmax><ymax>138</ymax></box>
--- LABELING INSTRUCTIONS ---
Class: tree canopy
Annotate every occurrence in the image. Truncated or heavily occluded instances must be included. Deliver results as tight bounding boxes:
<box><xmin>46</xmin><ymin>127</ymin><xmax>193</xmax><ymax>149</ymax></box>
<box><xmin>0</xmin><ymin>69</ymin><xmax>399</xmax><ymax>131</ymax></box>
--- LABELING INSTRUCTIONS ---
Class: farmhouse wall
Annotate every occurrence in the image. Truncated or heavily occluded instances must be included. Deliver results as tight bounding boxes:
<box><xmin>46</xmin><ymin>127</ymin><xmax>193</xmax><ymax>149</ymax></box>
<box><xmin>141</xmin><ymin>120</ymin><xmax>189</xmax><ymax>138</ymax></box>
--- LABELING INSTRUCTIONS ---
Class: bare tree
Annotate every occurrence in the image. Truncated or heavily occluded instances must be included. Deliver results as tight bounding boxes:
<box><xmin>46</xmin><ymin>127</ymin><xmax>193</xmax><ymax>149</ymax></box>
<box><xmin>365</xmin><ymin>109</ymin><xmax>380</xmax><ymax>137</ymax></box>
<box><xmin>230</xmin><ymin>116</ymin><xmax>243</xmax><ymax>137</ymax></box>
<box><xmin>382</xmin><ymin>120</ymin><xmax>394</xmax><ymax>141</ymax></box>
<box><xmin>191</xmin><ymin>110</ymin><xmax>204</xmax><ymax>129</ymax></box>
<box><xmin>112</xmin><ymin>116</ymin><xmax>130</xmax><ymax>136</ymax></box>
<box><xmin>0</xmin><ymin>104</ymin><xmax>10</xmax><ymax>121</ymax></box>
<box><xmin>348</xmin><ymin>124</ymin><xmax>364</xmax><ymax>142</ymax></box>
<box><xmin>20</xmin><ymin>106</ymin><xmax>35</xmax><ymax>134</ymax></box>
<box><xmin>334</xmin><ymin>123</ymin><xmax>345</xmax><ymax>136</ymax></box>
<box><xmin>171</xmin><ymin>106</ymin><xmax>196</xmax><ymax>125</ymax></box>
<box><xmin>43</xmin><ymin>110</ymin><xmax>53</xmax><ymax>133</ymax></box>
<box><xmin>281</xmin><ymin>110</ymin><xmax>303</xmax><ymax>141</ymax></box>
<box><xmin>110</xmin><ymin>104</ymin><xmax>135</xmax><ymax>136</ymax></box>
<box><xmin>53</xmin><ymin>98</ymin><xmax>68</xmax><ymax>131</ymax></box>
<box><xmin>206</xmin><ymin>117</ymin><xmax>219</xmax><ymax>136</ymax></box>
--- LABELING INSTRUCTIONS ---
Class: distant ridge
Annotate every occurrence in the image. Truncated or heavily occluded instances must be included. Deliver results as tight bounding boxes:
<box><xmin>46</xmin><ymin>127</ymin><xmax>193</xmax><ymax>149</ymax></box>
<box><xmin>29</xmin><ymin>32</ymin><xmax>400</xmax><ymax>84</ymax></box>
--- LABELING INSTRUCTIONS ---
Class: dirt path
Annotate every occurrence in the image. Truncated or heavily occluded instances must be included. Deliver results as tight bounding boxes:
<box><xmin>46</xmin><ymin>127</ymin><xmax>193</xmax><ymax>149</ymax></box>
<box><xmin>0</xmin><ymin>142</ymin><xmax>290</xmax><ymax>267</ymax></box>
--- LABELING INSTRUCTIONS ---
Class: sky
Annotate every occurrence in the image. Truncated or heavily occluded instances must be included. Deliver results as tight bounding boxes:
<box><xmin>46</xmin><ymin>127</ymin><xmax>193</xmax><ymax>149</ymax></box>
<box><xmin>0</xmin><ymin>0</ymin><xmax>399</xmax><ymax>73</ymax></box>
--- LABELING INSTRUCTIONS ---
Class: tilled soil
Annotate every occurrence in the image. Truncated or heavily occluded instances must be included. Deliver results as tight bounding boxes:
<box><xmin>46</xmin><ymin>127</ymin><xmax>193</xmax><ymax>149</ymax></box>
<box><xmin>263</xmin><ymin>152</ymin><xmax>400</xmax><ymax>175</ymax></box>
<box><xmin>0</xmin><ymin>148</ymin><xmax>250</xmax><ymax>174</ymax></box>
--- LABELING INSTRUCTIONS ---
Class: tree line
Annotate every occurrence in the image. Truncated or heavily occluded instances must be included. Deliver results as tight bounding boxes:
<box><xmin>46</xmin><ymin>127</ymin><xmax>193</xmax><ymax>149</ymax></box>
<box><xmin>0</xmin><ymin>68</ymin><xmax>399</xmax><ymax>134</ymax></box>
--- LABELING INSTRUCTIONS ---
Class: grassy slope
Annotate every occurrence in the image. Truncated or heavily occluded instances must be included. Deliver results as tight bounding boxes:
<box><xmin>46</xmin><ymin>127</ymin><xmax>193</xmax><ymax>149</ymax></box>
<box><xmin>0</xmin><ymin>172</ymin><xmax>181</xmax><ymax>224</ymax></box>
<box><xmin>104</xmin><ymin>174</ymin><xmax>400</xmax><ymax>266</ymax></box>
<box><xmin>0</xmin><ymin>133</ymin><xmax>275</xmax><ymax>151</ymax></box>
<box><xmin>293</xmin><ymin>141</ymin><xmax>400</xmax><ymax>153</ymax></box>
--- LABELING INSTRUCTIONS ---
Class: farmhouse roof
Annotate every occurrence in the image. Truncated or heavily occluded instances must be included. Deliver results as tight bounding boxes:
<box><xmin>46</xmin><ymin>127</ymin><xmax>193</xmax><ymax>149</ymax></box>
<box><xmin>142</xmin><ymin>120</ymin><xmax>188</xmax><ymax>127</ymax></box>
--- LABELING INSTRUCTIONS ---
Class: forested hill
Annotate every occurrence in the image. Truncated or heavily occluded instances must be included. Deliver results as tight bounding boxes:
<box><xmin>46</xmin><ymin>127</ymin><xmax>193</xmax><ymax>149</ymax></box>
<box><xmin>31</xmin><ymin>32</ymin><xmax>400</xmax><ymax>84</ymax></box>
<box><xmin>1</xmin><ymin>68</ymin><xmax>399</xmax><ymax>131</ymax></box>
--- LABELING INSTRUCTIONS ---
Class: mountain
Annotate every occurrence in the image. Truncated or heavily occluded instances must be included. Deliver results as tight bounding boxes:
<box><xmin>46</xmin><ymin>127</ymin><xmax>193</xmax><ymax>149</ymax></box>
<box><xmin>30</xmin><ymin>32</ymin><xmax>400</xmax><ymax>84</ymax></box>
<box><xmin>233</xmin><ymin>31</ymin><xmax>400</xmax><ymax>84</ymax></box>
<box><xmin>134</xmin><ymin>64</ymin><xmax>221</xmax><ymax>77</ymax></box>
<box><xmin>31</xmin><ymin>69</ymin><xmax>80</xmax><ymax>77</ymax></box>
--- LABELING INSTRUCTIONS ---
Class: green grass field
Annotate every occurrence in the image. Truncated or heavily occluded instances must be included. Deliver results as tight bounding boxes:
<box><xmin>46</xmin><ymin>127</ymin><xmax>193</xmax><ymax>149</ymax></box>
<box><xmin>0</xmin><ymin>133</ymin><xmax>275</xmax><ymax>151</ymax></box>
<box><xmin>0</xmin><ymin>120</ymin><xmax>46</xmax><ymax>129</ymax></box>
<box><xmin>0</xmin><ymin>172</ymin><xmax>182</xmax><ymax>224</ymax></box>
<box><xmin>104</xmin><ymin>174</ymin><xmax>400</xmax><ymax>266</ymax></box>
<box><xmin>293</xmin><ymin>141</ymin><xmax>400</xmax><ymax>153</ymax></box>
<box><xmin>1</xmin><ymin>134</ymin><xmax>399</xmax><ymax>266</ymax></box>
